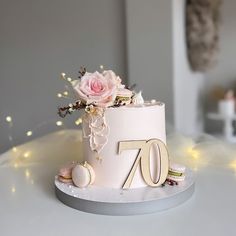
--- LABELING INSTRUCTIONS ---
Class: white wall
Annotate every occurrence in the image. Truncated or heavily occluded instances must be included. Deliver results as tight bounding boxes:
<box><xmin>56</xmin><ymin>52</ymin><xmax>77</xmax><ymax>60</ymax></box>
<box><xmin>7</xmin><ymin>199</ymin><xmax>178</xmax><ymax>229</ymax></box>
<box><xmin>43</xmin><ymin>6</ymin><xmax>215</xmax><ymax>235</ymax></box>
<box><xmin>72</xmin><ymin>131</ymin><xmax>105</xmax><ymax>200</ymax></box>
<box><xmin>173</xmin><ymin>0</ymin><xmax>204</xmax><ymax>135</ymax></box>
<box><xmin>0</xmin><ymin>0</ymin><xmax>126</xmax><ymax>153</ymax></box>
<box><xmin>205</xmin><ymin>0</ymin><xmax>236</xmax><ymax>133</ymax></box>
<box><xmin>1</xmin><ymin>0</ymin><xmax>225</xmax><ymax>153</ymax></box>
<box><xmin>126</xmin><ymin>0</ymin><xmax>174</xmax><ymax>123</ymax></box>
<box><xmin>126</xmin><ymin>0</ymin><xmax>204</xmax><ymax>135</ymax></box>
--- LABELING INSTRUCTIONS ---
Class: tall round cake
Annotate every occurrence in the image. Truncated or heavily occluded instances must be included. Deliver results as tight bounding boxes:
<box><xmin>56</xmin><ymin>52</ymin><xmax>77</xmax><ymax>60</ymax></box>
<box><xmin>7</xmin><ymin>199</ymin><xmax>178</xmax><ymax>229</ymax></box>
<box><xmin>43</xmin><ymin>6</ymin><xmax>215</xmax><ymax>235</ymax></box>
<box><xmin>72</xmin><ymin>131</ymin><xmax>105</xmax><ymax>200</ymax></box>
<box><xmin>82</xmin><ymin>102</ymin><xmax>167</xmax><ymax>188</ymax></box>
<box><xmin>57</xmin><ymin>68</ymin><xmax>176</xmax><ymax>190</ymax></box>
<box><xmin>56</xmin><ymin>68</ymin><xmax>191</xmax><ymax>215</ymax></box>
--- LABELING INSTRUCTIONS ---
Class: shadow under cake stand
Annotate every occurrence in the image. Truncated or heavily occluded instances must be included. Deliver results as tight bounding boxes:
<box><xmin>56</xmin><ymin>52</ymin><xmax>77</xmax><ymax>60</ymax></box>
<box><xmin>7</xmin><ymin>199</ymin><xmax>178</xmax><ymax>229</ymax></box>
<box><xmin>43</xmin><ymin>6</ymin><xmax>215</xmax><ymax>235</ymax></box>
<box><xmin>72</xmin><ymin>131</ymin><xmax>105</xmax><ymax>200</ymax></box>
<box><xmin>55</xmin><ymin>168</ymin><xmax>195</xmax><ymax>215</ymax></box>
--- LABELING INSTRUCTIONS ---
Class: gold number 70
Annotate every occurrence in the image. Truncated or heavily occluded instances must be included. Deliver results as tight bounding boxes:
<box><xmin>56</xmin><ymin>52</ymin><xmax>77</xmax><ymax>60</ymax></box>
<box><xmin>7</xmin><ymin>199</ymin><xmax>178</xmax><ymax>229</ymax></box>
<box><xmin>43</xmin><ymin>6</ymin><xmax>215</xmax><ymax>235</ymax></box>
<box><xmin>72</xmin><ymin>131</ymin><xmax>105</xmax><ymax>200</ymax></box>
<box><xmin>118</xmin><ymin>139</ymin><xmax>169</xmax><ymax>189</ymax></box>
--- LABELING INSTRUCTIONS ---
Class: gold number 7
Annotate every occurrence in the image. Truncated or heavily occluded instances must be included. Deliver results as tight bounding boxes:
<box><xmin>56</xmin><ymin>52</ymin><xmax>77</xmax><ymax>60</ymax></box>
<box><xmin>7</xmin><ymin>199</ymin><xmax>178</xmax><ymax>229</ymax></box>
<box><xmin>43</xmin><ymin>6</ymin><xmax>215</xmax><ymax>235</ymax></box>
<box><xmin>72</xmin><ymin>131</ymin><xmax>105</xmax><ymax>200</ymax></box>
<box><xmin>118</xmin><ymin>139</ymin><xmax>169</xmax><ymax>189</ymax></box>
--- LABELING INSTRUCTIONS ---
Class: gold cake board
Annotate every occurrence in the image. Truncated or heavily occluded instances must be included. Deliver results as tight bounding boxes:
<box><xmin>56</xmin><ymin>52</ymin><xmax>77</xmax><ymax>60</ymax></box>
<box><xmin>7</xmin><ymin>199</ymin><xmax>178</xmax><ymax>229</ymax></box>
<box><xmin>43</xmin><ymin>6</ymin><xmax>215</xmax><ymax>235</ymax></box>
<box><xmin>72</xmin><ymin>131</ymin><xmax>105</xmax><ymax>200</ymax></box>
<box><xmin>55</xmin><ymin>169</ymin><xmax>195</xmax><ymax>215</ymax></box>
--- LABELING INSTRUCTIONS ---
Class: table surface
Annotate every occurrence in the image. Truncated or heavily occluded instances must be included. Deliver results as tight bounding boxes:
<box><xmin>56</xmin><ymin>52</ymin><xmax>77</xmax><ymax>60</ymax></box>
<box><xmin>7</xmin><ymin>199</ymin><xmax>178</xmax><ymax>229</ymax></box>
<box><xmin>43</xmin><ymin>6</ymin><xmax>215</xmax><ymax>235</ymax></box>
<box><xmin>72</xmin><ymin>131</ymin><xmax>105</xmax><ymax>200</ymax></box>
<box><xmin>1</xmin><ymin>130</ymin><xmax>236</xmax><ymax>236</ymax></box>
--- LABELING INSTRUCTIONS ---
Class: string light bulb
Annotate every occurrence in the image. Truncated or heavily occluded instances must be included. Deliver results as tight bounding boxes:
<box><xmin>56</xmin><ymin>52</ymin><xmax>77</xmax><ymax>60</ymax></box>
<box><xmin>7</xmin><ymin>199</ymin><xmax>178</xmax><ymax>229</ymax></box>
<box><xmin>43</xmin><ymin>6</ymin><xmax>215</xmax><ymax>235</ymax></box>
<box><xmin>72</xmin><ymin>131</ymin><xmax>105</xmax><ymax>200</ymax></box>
<box><xmin>11</xmin><ymin>186</ymin><xmax>16</xmax><ymax>193</ymax></box>
<box><xmin>25</xmin><ymin>169</ymin><xmax>30</xmax><ymax>178</ymax></box>
<box><xmin>56</xmin><ymin>121</ymin><xmax>63</xmax><ymax>126</ymax></box>
<box><xmin>63</xmin><ymin>91</ymin><xmax>69</xmax><ymax>96</ymax></box>
<box><xmin>57</xmin><ymin>93</ymin><xmax>62</xmax><ymax>98</ymax></box>
<box><xmin>229</xmin><ymin>159</ymin><xmax>236</xmax><ymax>172</ymax></box>
<box><xmin>6</xmin><ymin>116</ymin><xmax>12</xmax><ymax>123</ymax></box>
<box><xmin>12</xmin><ymin>147</ymin><xmax>17</xmax><ymax>152</ymax></box>
<box><xmin>75</xmin><ymin>118</ymin><xmax>82</xmax><ymax>126</ymax></box>
<box><xmin>61</xmin><ymin>73</ymin><xmax>66</xmax><ymax>79</ymax></box>
<box><xmin>100</xmin><ymin>65</ymin><xmax>104</xmax><ymax>70</ymax></box>
<box><xmin>187</xmin><ymin>147</ymin><xmax>200</xmax><ymax>159</ymax></box>
<box><xmin>67</xmin><ymin>77</ymin><xmax>72</xmax><ymax>82</ymax></box>
<box><xmin>23</xmin><ymin>151</ymin><xmax>30</xmax><ymax>158</ymax></box>
<box><xmin>26</xmin><ymin>131</ymin><xmax>33</xmax><ymax>136</ymax></box>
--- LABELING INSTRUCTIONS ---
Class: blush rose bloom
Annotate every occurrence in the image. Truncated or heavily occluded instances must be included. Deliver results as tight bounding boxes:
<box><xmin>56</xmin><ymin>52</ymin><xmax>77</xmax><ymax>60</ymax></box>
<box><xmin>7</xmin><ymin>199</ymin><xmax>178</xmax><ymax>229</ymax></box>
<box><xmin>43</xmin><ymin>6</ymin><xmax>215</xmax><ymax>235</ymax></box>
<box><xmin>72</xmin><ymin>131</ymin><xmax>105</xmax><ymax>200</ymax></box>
<box><xmin>103</xmin><ymin>70</ymin><xmax>125</xmax><ymax>89</ymax></box>
<box><xmin>73</xmin><ymin>71</ymin><xmax>117</xmax><ymax>107</ymax></box>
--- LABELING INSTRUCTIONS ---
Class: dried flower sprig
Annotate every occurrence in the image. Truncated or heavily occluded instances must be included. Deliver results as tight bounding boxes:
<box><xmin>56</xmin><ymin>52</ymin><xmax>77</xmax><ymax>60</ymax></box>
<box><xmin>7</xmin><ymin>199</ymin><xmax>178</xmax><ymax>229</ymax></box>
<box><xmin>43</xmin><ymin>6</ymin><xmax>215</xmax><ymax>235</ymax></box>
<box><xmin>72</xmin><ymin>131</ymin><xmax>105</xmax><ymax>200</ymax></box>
<box><xmin>58</xmin><ymin>101</ymin><xmax>85</xmax><ymax>118</ymax></box>
<box><xmin>58</xmin><ymin>66</ymin><xmax>141</xmax><ymax>118</ymax></box>
<box><xmin>78</xmin><ymin>66</ymin><xmax>86</xmax><ymax>79</ymax></box>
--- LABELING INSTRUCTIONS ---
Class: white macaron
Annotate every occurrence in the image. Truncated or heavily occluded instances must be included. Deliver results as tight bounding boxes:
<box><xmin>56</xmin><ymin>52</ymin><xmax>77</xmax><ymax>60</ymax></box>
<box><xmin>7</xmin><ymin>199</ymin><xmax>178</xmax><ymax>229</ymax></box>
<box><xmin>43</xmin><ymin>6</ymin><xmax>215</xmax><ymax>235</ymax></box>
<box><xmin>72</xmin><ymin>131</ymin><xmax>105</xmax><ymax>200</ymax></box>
<box><xmin>72</xmin><ymin>162</ymin><xmax>95</xmax><ymax>188</ymax></box>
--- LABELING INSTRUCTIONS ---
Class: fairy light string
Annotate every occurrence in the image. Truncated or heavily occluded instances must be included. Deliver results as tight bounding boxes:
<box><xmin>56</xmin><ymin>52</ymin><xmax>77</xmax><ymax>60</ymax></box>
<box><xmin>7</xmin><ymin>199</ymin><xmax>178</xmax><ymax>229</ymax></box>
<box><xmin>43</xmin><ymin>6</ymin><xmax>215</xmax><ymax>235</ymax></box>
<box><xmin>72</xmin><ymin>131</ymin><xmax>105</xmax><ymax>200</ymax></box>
<box><xmin>3</xmin><ymin>65</ymin><xmax>236</xmax><ymax>177</ymax></box>
<box><xmin>3</xmin><ymin>69</ymin><xmax>85</xmax><ymax>155</ymax></box>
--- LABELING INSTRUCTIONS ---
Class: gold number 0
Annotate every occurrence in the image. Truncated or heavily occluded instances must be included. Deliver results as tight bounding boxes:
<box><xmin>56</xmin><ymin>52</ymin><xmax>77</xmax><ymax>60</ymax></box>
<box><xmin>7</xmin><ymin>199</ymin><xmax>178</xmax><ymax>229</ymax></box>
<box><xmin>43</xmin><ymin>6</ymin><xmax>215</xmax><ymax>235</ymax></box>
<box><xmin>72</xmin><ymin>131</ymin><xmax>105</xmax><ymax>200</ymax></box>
<box><xmin>118</xmin><ymin>139</ymin><xmax>169</xmax><ymax>189</ymax></box>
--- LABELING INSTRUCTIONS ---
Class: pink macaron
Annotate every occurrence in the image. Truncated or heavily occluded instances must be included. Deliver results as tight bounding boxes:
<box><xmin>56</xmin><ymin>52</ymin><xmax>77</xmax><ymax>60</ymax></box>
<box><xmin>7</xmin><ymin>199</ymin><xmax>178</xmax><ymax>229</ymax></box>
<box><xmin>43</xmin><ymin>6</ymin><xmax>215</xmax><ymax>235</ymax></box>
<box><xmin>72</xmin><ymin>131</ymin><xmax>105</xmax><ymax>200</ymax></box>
<box><xmin>58</xmin><ymin>161</ymin><xmax>77</xmax><ymax>183</ymax></box>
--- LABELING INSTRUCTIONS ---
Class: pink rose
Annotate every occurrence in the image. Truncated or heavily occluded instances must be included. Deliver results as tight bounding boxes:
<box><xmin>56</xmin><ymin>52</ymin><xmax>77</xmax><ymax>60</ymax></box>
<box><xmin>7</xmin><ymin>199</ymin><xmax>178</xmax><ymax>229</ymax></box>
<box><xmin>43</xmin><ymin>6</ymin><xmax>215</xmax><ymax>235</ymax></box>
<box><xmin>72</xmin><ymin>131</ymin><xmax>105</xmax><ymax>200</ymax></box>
<box><xmin>103</xmin><ymin>70</ymin><xmax>125</xmax><ymax>89</ymax></box>
<box><xmin>73</xmin><ymin>71</ymin><xmax>117</xmax><ymax>107</ymax></box>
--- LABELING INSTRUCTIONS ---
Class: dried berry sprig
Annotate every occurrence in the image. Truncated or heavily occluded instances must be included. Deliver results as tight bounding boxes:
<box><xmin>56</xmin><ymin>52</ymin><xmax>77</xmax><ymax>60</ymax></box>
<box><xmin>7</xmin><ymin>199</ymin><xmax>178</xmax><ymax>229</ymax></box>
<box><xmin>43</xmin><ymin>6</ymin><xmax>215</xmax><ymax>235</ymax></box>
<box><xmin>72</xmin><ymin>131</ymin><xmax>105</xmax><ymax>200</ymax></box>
<box><xmin>162</xmin><ymin>178</ymin><xmax>178</xmax><ymax>187</ymax></box>
<box><xmin>58</xmin><ymin>100</ymin><xmax>86</xmax><ymax>118</ymax></box>
<box><xmin>78</xmin><ymin>66</ymin><xmax>86</xmax><ymax>79</ymax></box>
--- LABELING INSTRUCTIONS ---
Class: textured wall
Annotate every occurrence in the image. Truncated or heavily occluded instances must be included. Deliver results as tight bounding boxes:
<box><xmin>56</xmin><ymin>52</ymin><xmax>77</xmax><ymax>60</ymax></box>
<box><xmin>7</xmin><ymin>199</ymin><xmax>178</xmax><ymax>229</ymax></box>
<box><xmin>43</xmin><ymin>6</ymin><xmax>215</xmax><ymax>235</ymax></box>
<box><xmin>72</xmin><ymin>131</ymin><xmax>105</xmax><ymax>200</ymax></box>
<box><xmin>0</xmin><ymin>0</ymin><xmax>126</xmax><ymax>153</ymax></box>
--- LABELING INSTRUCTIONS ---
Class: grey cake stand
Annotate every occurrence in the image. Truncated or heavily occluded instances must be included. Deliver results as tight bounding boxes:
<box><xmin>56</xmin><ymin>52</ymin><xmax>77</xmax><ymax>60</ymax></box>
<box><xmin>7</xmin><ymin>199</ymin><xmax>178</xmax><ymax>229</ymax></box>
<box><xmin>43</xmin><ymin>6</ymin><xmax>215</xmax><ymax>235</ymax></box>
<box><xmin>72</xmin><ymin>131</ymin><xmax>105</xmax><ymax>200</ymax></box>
<box><xmin>55</xmin><ymin>169</ymin><xmax>195</xmax><ymax>215</ymax></box>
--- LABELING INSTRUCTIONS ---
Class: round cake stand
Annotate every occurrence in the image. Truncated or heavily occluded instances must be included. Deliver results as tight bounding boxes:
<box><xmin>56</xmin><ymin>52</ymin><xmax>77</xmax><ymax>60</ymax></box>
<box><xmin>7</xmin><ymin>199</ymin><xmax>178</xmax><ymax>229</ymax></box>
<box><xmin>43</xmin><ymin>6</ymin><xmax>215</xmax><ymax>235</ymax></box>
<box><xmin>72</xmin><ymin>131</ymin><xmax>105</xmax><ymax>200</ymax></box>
<box><xmin>55</xmin><ymin>169</ymin><xmax>195</xmax><ymax>215</ymax></box>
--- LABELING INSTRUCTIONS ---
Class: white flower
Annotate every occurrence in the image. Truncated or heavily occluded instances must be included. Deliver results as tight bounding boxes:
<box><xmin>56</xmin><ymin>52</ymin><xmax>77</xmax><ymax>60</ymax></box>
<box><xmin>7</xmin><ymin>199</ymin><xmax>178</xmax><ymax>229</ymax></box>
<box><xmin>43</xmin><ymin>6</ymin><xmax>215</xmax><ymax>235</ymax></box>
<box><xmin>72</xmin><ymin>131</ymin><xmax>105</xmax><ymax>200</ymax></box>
<box><xmin>82</xmin><ymin>111</ymin><xmax>109</xmax><ymax>153</ymax></box>
<box><xmin>132</xmin><ymin>91</ymin><xmax>144</xmax><ymax>105</ymax></box>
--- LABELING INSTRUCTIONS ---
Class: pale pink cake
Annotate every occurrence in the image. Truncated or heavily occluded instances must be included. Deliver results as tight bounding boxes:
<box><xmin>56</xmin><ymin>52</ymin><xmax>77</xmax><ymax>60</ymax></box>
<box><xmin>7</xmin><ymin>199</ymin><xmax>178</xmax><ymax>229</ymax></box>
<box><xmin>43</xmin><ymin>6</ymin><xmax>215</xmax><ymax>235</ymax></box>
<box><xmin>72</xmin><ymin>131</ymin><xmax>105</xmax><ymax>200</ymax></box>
<box><xmin>82</xmin><ymin>102</ymin><xmax>166</xmax><ymax>189</ymax></box>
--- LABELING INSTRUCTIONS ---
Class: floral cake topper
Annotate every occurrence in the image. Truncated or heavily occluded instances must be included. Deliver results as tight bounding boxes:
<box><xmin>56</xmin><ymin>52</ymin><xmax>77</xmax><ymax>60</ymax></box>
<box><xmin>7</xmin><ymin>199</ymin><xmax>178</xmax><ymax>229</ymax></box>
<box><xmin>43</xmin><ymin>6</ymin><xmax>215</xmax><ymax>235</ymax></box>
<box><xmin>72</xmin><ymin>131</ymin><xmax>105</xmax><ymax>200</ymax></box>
<box><xmin>58</xmin><ymin>66</ymin><xmax>144</xmax><ymax>153</ymax></box>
